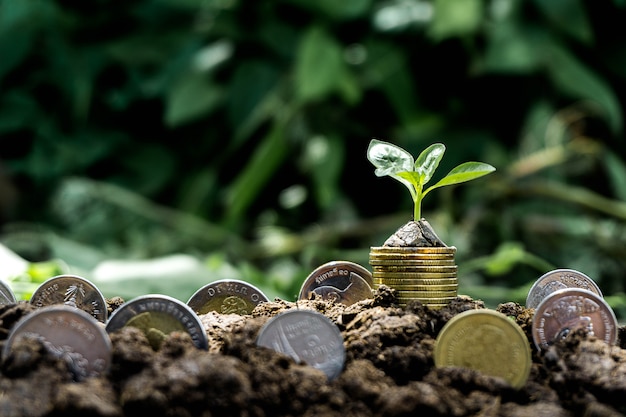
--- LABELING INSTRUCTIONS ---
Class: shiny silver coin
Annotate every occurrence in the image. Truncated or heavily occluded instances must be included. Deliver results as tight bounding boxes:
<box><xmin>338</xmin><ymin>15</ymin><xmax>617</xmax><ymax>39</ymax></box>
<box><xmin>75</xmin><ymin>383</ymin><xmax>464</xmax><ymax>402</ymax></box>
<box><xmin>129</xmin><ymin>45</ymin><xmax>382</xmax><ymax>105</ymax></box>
<box><xmin>106</xmin><ymin>294</ymin><xmax>208</xmax><ymax>350</ymax></box>
<box><xmin>526</xmin><ymin>269</ymin><xmax>603</xmax><ymax>310</ymax></box>
<box><xmin>0</xmin><ymin>280</ymin><xmax>17</xmax><ymax>305</ymax></box>
<box><xmin>30</xmin><ymin>274</ymin><xmax>108</xmax><ymax>323</ymax></box>
<box><xmin>3</xmin><ymin>305</ymin><xmax>112</xmax><ymax>381</ymax></box>
<box><xmin>531</xmin><ymin>288</ymin><xmax>618</xmax><ymax>350</ymax></box>
<box><xmin>298</xmin><ymin>261</ymin><xmax>373</xmax><ymax>306</ymax></box>
<box><xmin>187</xmin><ymin>279</ymin><xmax>269</xmax><ymax>315</ymax></box>
<box><xmin>256</xmin><ymin>309</ymin><xmax>345</xmax><ymax>380</ymax></box>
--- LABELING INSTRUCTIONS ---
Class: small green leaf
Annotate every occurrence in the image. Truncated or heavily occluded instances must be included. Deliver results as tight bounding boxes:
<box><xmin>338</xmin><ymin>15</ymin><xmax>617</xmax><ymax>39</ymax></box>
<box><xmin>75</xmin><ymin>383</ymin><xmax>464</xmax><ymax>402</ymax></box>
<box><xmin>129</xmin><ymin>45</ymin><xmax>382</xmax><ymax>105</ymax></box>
<box><xmin>414</xmin><ymin>143</ymin><xmax>445</xmax><ymax>183</ymax></box>
<box><xmin>423</xmin><ymin>162</ymin><xmax>495</xmax><ymax>197</ymax></box>
<box><xmin>367</xmin><ymin>139</ymin><xmax>414</xmax><ymax>177</ymax></box>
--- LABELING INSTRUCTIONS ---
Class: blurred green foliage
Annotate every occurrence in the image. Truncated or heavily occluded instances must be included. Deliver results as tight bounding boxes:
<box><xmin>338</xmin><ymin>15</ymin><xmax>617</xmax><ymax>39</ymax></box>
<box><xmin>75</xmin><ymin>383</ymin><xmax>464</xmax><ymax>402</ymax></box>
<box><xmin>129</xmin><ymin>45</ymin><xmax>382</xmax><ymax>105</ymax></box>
<box><xmin>1</xmin><ymin>0</ymin><xmax>626</xmax><ymax>319</ymax></box>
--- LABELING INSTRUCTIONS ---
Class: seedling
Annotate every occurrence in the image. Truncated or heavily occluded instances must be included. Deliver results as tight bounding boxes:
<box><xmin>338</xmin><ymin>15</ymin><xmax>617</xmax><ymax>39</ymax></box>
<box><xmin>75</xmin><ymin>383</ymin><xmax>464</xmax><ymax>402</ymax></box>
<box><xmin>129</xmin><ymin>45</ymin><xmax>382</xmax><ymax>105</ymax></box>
<box><xmin>367</xmin><ymin>139</ymin><xmax>496</xmax><ymax>220</ymax></box>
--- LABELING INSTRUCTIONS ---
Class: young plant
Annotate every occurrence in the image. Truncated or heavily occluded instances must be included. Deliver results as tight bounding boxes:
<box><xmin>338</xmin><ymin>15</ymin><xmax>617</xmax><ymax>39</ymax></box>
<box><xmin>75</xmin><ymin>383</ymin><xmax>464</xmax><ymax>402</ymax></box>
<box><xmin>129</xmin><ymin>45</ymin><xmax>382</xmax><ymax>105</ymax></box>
<box><xmin>367</xmin><ymin>139</ymin><xmax>496</xmax><ymax>221</ymax></box>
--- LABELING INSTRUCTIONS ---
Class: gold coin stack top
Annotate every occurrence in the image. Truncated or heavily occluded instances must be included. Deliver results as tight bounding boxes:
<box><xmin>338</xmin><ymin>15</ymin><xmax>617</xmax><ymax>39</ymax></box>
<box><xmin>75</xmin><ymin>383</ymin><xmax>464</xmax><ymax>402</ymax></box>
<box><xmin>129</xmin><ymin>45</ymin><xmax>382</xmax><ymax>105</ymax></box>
<box><xmin>369</xmin><ymin>246</ymin><xmax>458</xmax><ymax>309</ymax></box>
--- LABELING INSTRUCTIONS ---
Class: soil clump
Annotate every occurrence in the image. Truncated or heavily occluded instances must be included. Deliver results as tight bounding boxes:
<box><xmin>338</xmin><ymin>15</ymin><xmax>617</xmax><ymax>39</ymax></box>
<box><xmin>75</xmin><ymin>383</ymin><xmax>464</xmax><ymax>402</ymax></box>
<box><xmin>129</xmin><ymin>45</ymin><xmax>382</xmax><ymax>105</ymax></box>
<box><xmin>0</xmin><ymin>286</ymin><xmax>624</xmax><ymax>416</ymax></box>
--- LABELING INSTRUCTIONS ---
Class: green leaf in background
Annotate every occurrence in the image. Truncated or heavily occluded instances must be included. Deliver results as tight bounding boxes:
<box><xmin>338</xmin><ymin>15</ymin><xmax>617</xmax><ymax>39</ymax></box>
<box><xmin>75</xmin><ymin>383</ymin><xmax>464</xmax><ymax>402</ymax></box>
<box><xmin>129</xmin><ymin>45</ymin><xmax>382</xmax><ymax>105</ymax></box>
<box><xmin>165</xmin><ymin>69</ymin><xmax>223</xmax><ymax>127</ymax></box>
<box><xmin>422</xmin><ymin>162</ymin><xmax>496</xmax><ymax>198</ymax></box>
<box><xmin>603</xmin><ymin>149</ymin><xmax>626</xmax><ymax>202</ymax></box>
<box><xmin>295</xmin><ymin>26</ymin><xmax>345</xmax><ymax>102</ymax></box>
<box><xmin>284</xmin><ymin>0</ymin><xmax>371</xmax><ymax>19</ymax></box>
<box><xmin>532</xmin><ymin>0</ymin><xmax>593</xmax><ymax>44</ymax></box>
<box><xmin>224</xmin><ymin>123</ymin><xmax>290</xmax><ymax>227</ymax></box>
<box><xmin>303</xmin><ymin>135</ymin><xmax>345</xmax><ymax>210</ymax></box>
<box><xmin>227</xmin><ymin>61</ymin><xmax>280</xmax><ymax>129</ymax></box>
<box><xmin>428</xmin><ymin>0</ymin><xmax>483</xmax><ymax>40</ymax></box>
<box><xmin>483</xmin><ymin>24</ymin><xmax>541</xmax><ymax>74</ymax></box>
<box><xmin>543</xmin><ymin>40</ymin><xmax>623</xmax><ymax>134</ymax></box>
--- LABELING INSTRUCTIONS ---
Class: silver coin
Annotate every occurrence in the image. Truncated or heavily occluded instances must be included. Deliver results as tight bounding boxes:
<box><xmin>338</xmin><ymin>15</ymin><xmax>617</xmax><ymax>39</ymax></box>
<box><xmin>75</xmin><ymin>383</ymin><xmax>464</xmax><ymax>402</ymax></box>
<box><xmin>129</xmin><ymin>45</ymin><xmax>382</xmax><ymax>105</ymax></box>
<box><xmin>106</xmin><ymin>294</ymin><xmax>208</xmax><ymax>350</ymax></box>
<box><xmin>256</xmin><ymin>309</ymin><xmax>345</xmax><ymax>380</ymax></box>
<box><xmin>2</xmin><ymin>305</ymin><xmax>112</xmax><ymax>381</ymax></box>
<box><xmin>0</xmin><ymin>280</ymin><xmax>17</xmax><ymax>304</ymax></box>
<box><xmin>29</xmin><ymin>274</ymin><xmax>108</xmax><ymax>323</ymax></box>
<box><xmin>526</xmin><ymin>269</ymin><xmax>603</xmax><ymax>310</ymax></box>
<box><xmin>187</xmin><ymin>279</ymin><xmax>269</xmax><ymax>315</ymax></box>
<box><xmin>531</xmin><ymin>288</ymin><xmax>618</xmax><ymax>350</ymax></box>
<box><xmin>298</xmin><ymin>261</ymin><xmax>374</xmax><ymax>306</ymax></box>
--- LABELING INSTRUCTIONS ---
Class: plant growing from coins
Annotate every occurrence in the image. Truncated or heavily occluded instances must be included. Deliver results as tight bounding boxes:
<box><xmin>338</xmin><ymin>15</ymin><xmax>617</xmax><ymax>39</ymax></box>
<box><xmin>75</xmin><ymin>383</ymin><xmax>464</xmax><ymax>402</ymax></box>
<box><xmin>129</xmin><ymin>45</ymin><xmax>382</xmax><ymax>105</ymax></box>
<box><xmin>367</xmin><ymin>139</ymin><xmax>496</xmax><ymax>220</ymax></box>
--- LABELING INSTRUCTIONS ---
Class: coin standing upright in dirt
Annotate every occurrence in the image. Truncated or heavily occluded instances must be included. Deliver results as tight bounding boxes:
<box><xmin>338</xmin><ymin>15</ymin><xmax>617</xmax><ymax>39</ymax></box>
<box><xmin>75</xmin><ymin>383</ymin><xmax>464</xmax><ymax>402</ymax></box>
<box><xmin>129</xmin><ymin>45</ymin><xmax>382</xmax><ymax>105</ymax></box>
<box><xmin>30</xmin><ymin>274</ymin><xmax>108</xmax><ymax>323</ymax></box>
<box><xmin>106</xmin><ymin>294</ymin><xmax>208</xmax><ymax>351</ymax></box>
<box><xmin>0</xmin><ymin>280</ymin><xmax>16</xmax><ymax>305</ymax></box>
<box><xmin>187</xmin><ymin>279</ymin><xmax>270</xmax><ymax>315</ymax></box>
<box><xmin>531</xmin><ymin>287</ymin><xmax>618</xmax><ymax>350</ymax></box>
<box><xmin>526</xmin><ymin>268</ymin><xmax>603</xmax><ymax>310</ymax></box>
<box><xmin>434</xmin><ymin>309</ymin><xmax>531</xmax><ymax>389</ymax></box>
<box><xmin>2</xmin><ymin>305</ymin><xmax>112</xmax><ymax>381</ymax></box>
<box><xmin>256</xmin><ymin>309</ymin><xmax>345</xmax><ymax>380</ymax></box>
<box><xmin>298</xmin><ymin>261</ymin><xmax>373</xmax><ymax>306</ymax></box>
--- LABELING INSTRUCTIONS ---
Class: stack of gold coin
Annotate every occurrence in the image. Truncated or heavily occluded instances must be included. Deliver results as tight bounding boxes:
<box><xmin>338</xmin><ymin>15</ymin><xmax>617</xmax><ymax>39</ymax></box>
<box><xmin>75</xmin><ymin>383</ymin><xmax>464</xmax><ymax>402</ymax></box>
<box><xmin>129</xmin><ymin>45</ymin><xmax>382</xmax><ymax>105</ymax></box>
<box><xmin>369</xmin><ymin>246</ymin><xmax>457</xmax><ymax>309</ymax></box>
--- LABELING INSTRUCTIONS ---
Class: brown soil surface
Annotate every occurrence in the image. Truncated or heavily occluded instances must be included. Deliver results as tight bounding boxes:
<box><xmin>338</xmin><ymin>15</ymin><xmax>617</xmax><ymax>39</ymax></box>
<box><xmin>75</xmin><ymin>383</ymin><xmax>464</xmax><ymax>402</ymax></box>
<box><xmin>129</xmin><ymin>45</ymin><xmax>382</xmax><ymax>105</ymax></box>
<box><xmin>0</xmin><ymin>286</ymin><xmax>625</xmax><ymax>417</ymax></box>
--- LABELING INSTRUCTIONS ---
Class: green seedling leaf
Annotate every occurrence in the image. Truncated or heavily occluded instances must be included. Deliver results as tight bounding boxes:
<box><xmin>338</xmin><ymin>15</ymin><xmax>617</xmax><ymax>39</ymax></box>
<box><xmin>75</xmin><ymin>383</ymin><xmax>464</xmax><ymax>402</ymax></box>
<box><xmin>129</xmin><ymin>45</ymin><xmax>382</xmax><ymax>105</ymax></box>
<box><xmin>423</xmin><ymin>162</ymin><xmax>496</xmax><ymax>198</ymax></box>
<box><xmin>367</xmin><ymin>138</ymin><xmax>414</xmax><ymax>177</ymax></box>
<box><xmin>367</xmin><ymin>139</ymin><xmax>496</xmax><ymax>220</ymax></box>
<box><xmin>415</xmin><ymin>143</ymin><xmax>445</xmax><ymax>183</ymax></box>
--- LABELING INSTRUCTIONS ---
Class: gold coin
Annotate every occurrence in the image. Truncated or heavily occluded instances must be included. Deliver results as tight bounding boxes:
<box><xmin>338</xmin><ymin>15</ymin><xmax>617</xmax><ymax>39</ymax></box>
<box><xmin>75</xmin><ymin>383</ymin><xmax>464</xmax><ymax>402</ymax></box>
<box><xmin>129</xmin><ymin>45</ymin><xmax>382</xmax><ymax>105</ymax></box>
<box><xmin>376</xmin><ymin>284</ymin><xmax>458</xmax><ymax>291</ymax></box>
<box><xmin>372</xmin><ymin>265</ymin><xmax>457</xmax><ymax>273</ymax></box>
<box><xmin>369</xmin><ymin>252</ymin><xmax>455</xmax><ymax>260</ymax></box>
<box><xmin>373</xmin><ymin>278</ymin><xmax>458</xmax><ymax>286</ymax></box>
<box><xmin>370</xmin><ymin>246</ymin><xmax>457</xmax><ymax>254</ymax></box>
<box><xmin>396</xmin><ymin>296</ymin><xmax>458</xmax><ymax>302</ymax></box>
<box><xmin>369</xmin><ymin>259</ymin><xmax>457</xmax><ymax>267</ymax></box>
<box><xmin>374</xmin><ymin>272</ymin><xmax>457</xmax><ymax>280</ymax></box>
<box><xmin>393</xmin><ymin>290</ymin><xmax>458</xmax><ymax>298</ymax></box>
<box><xmin>434</xmin><ymin>309</ymin><xmax>531</xmax><ymax>389</ymax></box>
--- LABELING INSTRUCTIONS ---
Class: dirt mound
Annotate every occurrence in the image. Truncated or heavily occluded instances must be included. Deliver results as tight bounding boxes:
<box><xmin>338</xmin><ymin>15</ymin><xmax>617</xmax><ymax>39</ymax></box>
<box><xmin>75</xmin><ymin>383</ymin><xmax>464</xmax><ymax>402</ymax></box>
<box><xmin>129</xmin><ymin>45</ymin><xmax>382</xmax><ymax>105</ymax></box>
<box><xmin>0</xmin><ymin>287</ymin><xmax>624</xmax><ymax>416</ymax></box>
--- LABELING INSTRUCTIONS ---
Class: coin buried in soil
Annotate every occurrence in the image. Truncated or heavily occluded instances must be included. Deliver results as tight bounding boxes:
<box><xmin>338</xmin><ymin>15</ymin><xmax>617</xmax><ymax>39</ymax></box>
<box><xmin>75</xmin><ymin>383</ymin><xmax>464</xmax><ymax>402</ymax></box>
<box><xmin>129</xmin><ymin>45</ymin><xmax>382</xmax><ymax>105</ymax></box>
<box><xmin>531</xmin><ymin>288</ymin><xmax>618</xmax><ymax>351</ymax></box>
<box><xmin>106</xmin><ymin>294</ymin><xmax>208</xmax><ymax>351</ymax></box>
<box><xmin>256</xmin><ymin>309</ymin><xmax>345</xmax><ymax>380</ymax></box>
<box><xmin>3</xmin><ymin>305</ymin><xmax>112</xmax><ymax>381</ymax></box>
<box><xmin>30</xmin><ymin>274</ymin><xmax>108</xmax><ymax>323</ymax></box>
<box><xmin>187</xmin><ymin>279</ymin><xmax>269</xmax><ymax>315</ymax></box>
<box><xmin>526</xmin><ymin>268</ymin><xmax>603</xmax><ymax>310</ymax></box>
<box><xmin>298</xmin><ymin>261</ymin><xmax>373</xmax><ymax>306</ymax></box>
<box><xmin>0</xmin><ymin>280</ymin><xmax>16</xmax><ymax>305</ymax></box>
<box><xmin>434</xmin><ymin>309</ymin><xmax>531</xmax><ymax>389</ymax></box>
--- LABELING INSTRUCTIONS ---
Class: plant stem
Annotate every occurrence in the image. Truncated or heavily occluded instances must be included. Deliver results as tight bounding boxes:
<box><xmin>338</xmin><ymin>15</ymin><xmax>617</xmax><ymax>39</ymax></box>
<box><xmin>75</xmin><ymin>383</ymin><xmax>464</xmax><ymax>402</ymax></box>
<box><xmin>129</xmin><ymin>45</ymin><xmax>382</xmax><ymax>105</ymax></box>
<box><xmin>414</xmin><ymin>187</ymin><xmax>422</xmax><ymax>221</ymax></box>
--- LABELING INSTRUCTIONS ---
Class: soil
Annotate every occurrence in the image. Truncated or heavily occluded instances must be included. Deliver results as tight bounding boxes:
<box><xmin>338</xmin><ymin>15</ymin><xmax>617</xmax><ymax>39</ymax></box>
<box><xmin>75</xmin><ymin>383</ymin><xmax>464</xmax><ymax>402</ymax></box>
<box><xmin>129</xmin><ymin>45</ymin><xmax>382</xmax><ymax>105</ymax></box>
<box><xmin>0</xmin><ymin>286</ymin><xmax>625</xmax><ymax>417</ymax></box>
